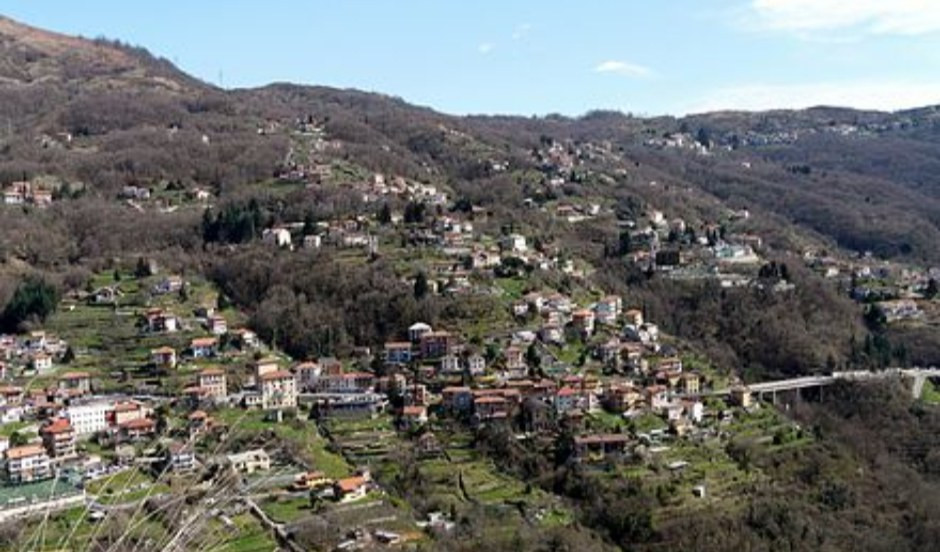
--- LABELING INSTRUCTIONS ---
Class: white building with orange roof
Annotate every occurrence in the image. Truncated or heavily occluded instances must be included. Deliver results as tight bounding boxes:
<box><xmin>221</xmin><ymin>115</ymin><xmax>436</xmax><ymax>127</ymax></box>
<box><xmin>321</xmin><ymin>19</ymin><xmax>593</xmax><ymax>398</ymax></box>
<box><xmin>260</xmin><ymin>370</ymin><xmax>297</xmax><ymax>410</ymax></box>
<box><xmin>5</xmin><ymin>444</ymin><xmax>51</xmax><ymax>484</ymax></box>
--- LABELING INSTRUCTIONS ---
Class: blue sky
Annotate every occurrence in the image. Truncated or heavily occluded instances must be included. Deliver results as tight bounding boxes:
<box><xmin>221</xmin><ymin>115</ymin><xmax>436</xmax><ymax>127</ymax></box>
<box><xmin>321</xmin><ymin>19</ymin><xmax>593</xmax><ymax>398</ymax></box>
<box><xmin>4</xmin><ymin>0</ymin><xmax>940</xmax><ymax>115</ymax></box>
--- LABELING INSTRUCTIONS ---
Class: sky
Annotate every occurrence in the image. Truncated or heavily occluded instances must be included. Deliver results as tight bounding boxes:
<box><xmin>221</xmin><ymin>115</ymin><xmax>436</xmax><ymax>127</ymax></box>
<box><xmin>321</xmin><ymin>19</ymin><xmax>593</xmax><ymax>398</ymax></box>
<box><xmin>4</xmin><ymin>0</ymin><xmax>940</xmax><ymax>116</ymax></box>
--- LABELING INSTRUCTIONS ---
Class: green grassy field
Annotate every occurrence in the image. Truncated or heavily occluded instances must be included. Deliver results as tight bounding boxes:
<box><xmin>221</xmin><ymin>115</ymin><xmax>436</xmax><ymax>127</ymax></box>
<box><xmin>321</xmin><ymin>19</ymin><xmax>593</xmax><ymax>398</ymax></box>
<box><xmin>214</xmin><ymin>408</ymin><xmax>351</xmax><ymax>479</ymax></box>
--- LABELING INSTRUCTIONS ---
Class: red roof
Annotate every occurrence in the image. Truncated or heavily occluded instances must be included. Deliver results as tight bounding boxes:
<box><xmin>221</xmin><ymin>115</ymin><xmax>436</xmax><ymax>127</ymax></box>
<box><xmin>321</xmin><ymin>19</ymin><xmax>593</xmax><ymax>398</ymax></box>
<box><xmin>120</xmin><ymin>418</ymin><xmax>155</xmax><ymax>431</ymax></box>
<box><xmin>259</xmin><ymin>370</ymin><xmax>293</xmax><ymax>381</ymax></box>
<box><xmin>335</xmin><ymin>476</ymin><xmax>368</xmax><ymax>493</ymax></box>
<box><xmin>5</xmin><ymin>444</ymin><xmax>45</xmax><ymax>460</ymax></box>
<box><xmin>42</xmin><ymin>418</ymin><xmax>73</xmax><ymax>435</ymax></box>
<box><xmin>200</xmin><ymin>368</ymin><xmax>224</xmax><ymax>376</ymax></box>
<box><xmin>59</xmin><ymin>371</ymin><xmax>90</xmax><ymax>380</ymax></box>
<box><xmin>474</xmin><ymin>396</ymin><xmax>507</xmax><ymax>404</ymax></box>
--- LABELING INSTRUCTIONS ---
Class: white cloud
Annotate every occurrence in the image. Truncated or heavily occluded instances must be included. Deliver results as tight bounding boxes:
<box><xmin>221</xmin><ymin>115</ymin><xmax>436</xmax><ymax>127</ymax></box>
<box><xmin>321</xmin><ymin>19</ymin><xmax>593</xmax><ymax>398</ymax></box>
<box><xmin>477</xmin><ymin>42</ymin><xmax>495</xmax><ymax>54</ymax></box>
<box><xmin>749</xmin><ymin>0</ymin><xmax>940</xmax><ymax>35</ymax></box>
<box><xmin>594</xmin><ymin>60</ymin><xmax>654</xmax><ymax>79</ymax></box>
<box><xmin>684</xmin><ymin>81</ymin><xmax>940</xmax><ymax>114</ymax></box>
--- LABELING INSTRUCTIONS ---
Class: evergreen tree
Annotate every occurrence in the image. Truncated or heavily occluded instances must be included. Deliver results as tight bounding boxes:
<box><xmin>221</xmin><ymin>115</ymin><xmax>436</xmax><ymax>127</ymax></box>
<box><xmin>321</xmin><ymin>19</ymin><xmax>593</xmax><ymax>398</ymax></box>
<box><xmin>618</xmin><ymin>230</ymin><xmax>632</xmax><ymax>256</ymax></box>
<box><xmin>413</xmin><ymin>272</ymin><xmax>429</xmax><ymax>300</ymax></box>
<box><xmin>134</xmin><ymin>257</ymin><xmax>151</xmax><ymax>279</ymax></box>
<box><xmin>525</xmin><ymin>343</ymin><xmax>541</xmax><ymax>368</ymax></box>
<box><xmin>926</xmin><ymin>278</ymin><xmax>939</xmax><ymax>299</ymax></box>
<box><xmin>1</xmin><ymin>277</ymin><xmax>59</xmax><ymax>332</ymax></box>
<box><xmin>377</xmin><ymin>203</ymin><xmax>392</xmax><ymax>225</ymax></box>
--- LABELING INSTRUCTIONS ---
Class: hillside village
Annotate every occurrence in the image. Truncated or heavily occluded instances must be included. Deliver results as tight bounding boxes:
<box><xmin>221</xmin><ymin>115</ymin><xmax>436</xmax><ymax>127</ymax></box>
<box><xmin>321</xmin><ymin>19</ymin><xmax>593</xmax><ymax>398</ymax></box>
<box><xmin>0</xmin><ymin>117</ymin><xmax>814</xmax><ymax>549</ymax></box>
<box><xmin>1</xmin><ymin>104</ymin><xmax>939</xmax><ymax>550</ymax></box>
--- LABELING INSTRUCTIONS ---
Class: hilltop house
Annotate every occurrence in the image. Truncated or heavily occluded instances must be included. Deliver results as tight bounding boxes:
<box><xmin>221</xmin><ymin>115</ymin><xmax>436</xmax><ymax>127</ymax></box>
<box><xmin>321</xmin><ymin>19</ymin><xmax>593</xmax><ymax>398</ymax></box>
<box><xmin>57</xmin><ymin>371</ymin><xmax>92</xmax><ymax>395</ymax></box>
<box><xmin>151</xmin><ymin>347</ymin><xmax>178</xmax><ymax>369</ymax></box>
<box><xmin>144</xmin><ymin>309</ymin><xmax>179</xmax><ymax>333</ymax></box>
<box><xmin>573</xmin><ymin>434</ymin><xmax>631</xmax><ymax>462</ymax></box>
<box><xmin>262</xmin><ymin>226</ymin><xmax>292</xmax><ymax>248</ymax></box>
<box><xmin>333</xmin><ymin>472</ymin><xmax>371</xmax><ymax>503</ymax></box>
<box><xmin>166</xmin><ymin>442</ymin><xmax>196</xmax><ymax>472</ymax></box>
<box><xmin>207</xmin><ymin>315</ymin><xmax>228</xmax><ymax>336</ymax></box>
<box><xmin>226</xmin><ymin>449</ymin><xmax>271</xmax><ymax>475</ymax></box>
<box><xmin>408</xmin><ymin>322</ymin><xmax>433</xmax><ymax>343</ymax></box>
<box><xmin>190</xmin><ymin>337</ymin><xmax>218</xmax><ymax>359</ymax></box>
<box><xmin>152</xmin><ymin>276</ymin><xmax>184</xmax><ymax>295</ymax></box>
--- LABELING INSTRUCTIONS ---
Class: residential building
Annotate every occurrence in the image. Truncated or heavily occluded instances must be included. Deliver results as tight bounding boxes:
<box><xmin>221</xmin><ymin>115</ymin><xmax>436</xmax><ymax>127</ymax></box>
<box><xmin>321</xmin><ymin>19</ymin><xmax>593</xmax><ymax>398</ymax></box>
<box><xmin>207</xmin><ymin>315</ymin><xmax>228</xmax><ymax>336</ymax></box>
<box><xmin>292</xmin><ymin>471</ymin><xmax>331</xmax><ymax>491</ymax></box>
<box><xmin>40</xmin><ymin>418</ymin><xmax>76</xmax><ymax>458</ymax></box>
<box><xmin>680</xmin><ymin>373</ymin><xmax>701</xmax><ymax>395</ymax></box>
<box><xmin>260</xmin><ymin>370</ymin><xmax>297</xmax><ymax>410</ymax></box>
<box><xmin>408</xmin><ymin>322</ymin><xmax>433</xmax><ymax>344</ymax></box>
<box><xmin>152</xmin><ymin>276</ymin><xmax>183</xmax><ymax>295</ymax></box>
<box><xmin>420</xmin><ymin>331</ymin><xmax>454</xmax><ymax>359</ymax></box>
<box><xmin>466</xmin><ymin>354</ymin><xmax>486</xmax><ymax>377</ymax></box>
<box><xmin>501</xmin><ymin>233</ymin><xmax>527</xmax><ymax>253</ymax></box>
<box><xmin>198</xmin><ymin>368</ymin><xmax>227</xmax><ymax>401</ymax></box>
<box><xmin>190</xmin><ymin>337</ymin><xmax>218</xmax><ymax>358</ymax></box>
<box><xmin>474</xmin><ymin>396</ymin><xmax>510</xmax><ymax>421</ymax></box>
<box><xmin>5</xmin><ymin>445</ymin><xmax>52</xmax><ymax>484</ymax></box>
<box><xmin>144</xmin><ymin>309</ymin><xmax>179</xmax><ymax>333</ymax></box>
<box><xmin>384</xmin><ymin>342</ymin><xmax>413</xmax><ymax>365</ymax></box>
<box><xmin>166</xmin><ymin>442</ymin><xmax>196</xmax><ymax>472</ymax></box>
<box><xmin>31</xmin><ymin>353</ymin><xmax>53</xmax><ymax>374</ymax></box>
<box><xmin>400</xmin><ymin>405</ymin><xmax>428</xmax><ymax>428</ymax></box>
<box><xmin>314</xmin><ymin>372</ymin><xmax>374</xmax><ymax>394</ymax></box>
<box><xmin>440</xmin><ymin>386</ymin><xmax>472</xmax><ymax>413</ymax></box>
<box><xmin>646</xmin><ymin>385</ymin><xmax>670</xmax><ymax>410</ymax></box>
<box><xmin>57</xmin><ymin>372</ymin><xmax>92</xmax><ymax>395</ymax></box>
<box><xmin>308</xmin><ymin>392</ymin><xmax>386</xmax><ymax>418</ymax></box>
<box><xmin>262</xmin><ymin>227</ymin><xmax>292</xmax><ymax>248</ymax></box>
<box><xmin>232</xmin><ymin>328</ymin><xmax>259</xmax><ymax>349</ymax></box>
<box><xmin>151</xmin><ymin>347</ymin><xmax>178</xmax><ymax>369</ymax></box>
<box><xmin>572</xmin><ymin>309</ymin><xmax>596</xmax><ymax>336</ymax></box>
<box><xmin>573</xmin><ymin>434</ymin><xmax>631</xmax><ymax>462</ymax></box>
<box><xmin>504</xmin><ymin>347</ymin><xmax>525</xmax><ymax>373</ymax></box>
<box><xmin>624</xmin><ymin>308</ymin><xmax>644</xmax><ymax>327</ymax></box>
<box><xmin>65</xmin><ymin>402</ymin><xmax>110</xmax><ymax>436</ymax></box>
<box><xmin>333</xmin><ymin>472</ymin><xmax>371</xmax><ymax>502</ymax></box>
<box><xmin>439</xmin><ymin>354</ymin><xmax>461</xmax><ymax>375</ymax></box>
<box><xmin>295</xmin><ymin>361</ymin><xmax>322</xmax><ymax>391</ymax></box>
<box><xmin>118</xmin><ymin>417</ymin><xmax>156</xmax><ymax>442</ymax></box>
<box><xmin>594</xmin><ymin>296</ymin><xmax>622</xmax><ymax>325</ymax></box>
<box><xmin>226</xmin><ymin>449</ymin><xmax>271</xmax><ymax>475</ymax></box>
<box><xmin>111</xmin><ymin>401</ymin><xmax>146</xmax><ymax>426</ymax></box>
<box><xmin>253</xmin><ymin>357</ymin><xmax>280</xmax><ymax>380</ymax></box>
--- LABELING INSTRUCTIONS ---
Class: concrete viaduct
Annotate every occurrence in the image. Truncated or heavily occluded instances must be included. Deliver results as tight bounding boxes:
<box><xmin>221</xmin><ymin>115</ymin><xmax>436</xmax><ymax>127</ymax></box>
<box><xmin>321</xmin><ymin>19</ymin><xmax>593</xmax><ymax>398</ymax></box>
<box><xmin>711</xmin><ymin>367</ymin><xmax>940</xmax><ymax>403</ymax></box>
